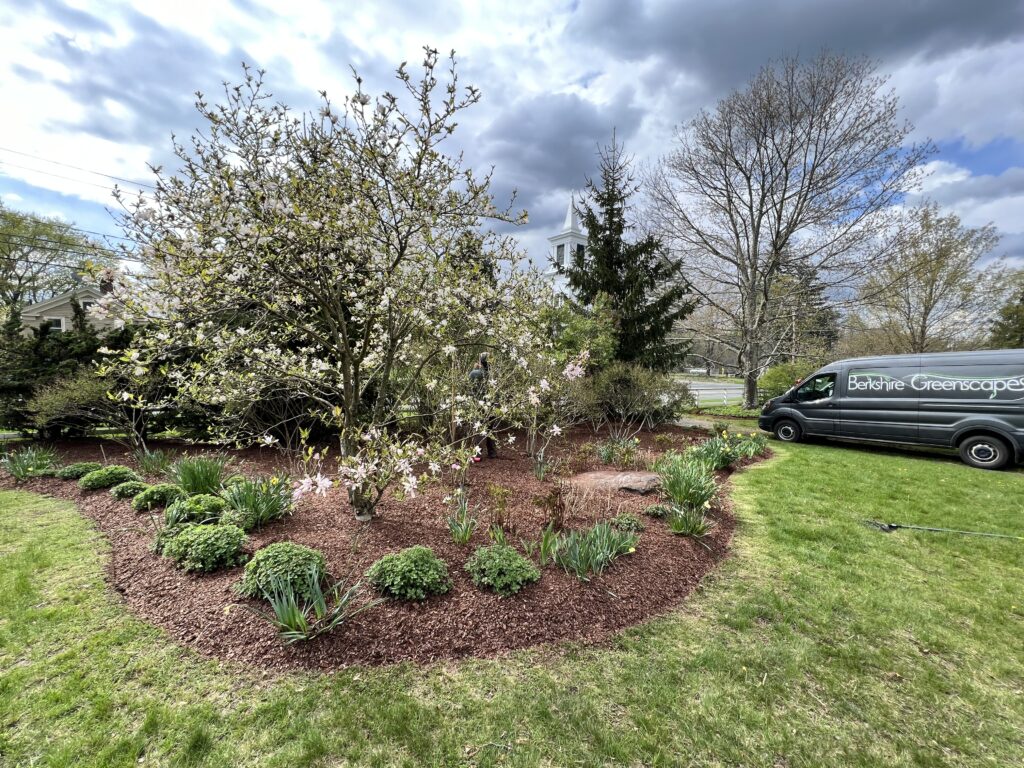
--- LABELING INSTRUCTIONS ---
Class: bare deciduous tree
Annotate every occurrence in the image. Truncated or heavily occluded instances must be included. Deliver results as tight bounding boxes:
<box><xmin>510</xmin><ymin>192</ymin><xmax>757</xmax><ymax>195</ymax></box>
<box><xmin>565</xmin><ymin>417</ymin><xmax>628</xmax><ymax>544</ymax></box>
<box><xmin>648</xmin><ymin>53</ymin><xmax>933</xmax><ymax>406</ymax></box>
<box><xmin>845</xmin><ymin>204</ymin><xmax>1002</xmax><ymax>354</ymax></box>
<box><xmin>0</xmin><ymin>204</ymin><xmax>110</xmax><ymax>310</ymax></box>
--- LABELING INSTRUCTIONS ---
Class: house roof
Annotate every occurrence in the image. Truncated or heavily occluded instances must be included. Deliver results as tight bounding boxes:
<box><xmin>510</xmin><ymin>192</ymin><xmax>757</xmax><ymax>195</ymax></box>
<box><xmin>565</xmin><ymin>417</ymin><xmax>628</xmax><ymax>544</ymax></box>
<box><xmin>20</xmin><ymin>284</ymin><xmax>103</xmax><ymax>318</ymax></box>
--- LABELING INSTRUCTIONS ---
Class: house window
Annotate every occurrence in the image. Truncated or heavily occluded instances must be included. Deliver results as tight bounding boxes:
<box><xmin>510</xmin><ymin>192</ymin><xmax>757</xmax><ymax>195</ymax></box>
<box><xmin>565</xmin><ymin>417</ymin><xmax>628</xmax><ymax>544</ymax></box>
<box><xmin>555</xmin><ymin>244</ymin><xmax>565</xmax><ymax>266</ymax></box>
<box><xmin>43</xmin><ymin>318</ymin><xmax>65</xmax><ymax>332</ymax></box>
<box><xmin>82</xmin><ymin>301</ymin><xmax>95</xmax><ymax>312</ymax></box>
<box><xmin>575</xmin><ymin>243</ymin><xmax>585</xmax><ymax>261</ymax></box>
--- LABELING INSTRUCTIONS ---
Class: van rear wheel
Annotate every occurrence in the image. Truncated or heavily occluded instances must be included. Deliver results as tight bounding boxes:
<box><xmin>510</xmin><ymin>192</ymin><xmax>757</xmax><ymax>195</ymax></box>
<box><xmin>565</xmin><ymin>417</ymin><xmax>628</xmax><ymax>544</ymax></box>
<box><xmin>773</xmin><ymin>419</ymin><xmax>802</xmax><ymax>443</ymax></box>
<box><xmin>958</xmin><ymin>435</ymin><xmax>1012</xmax><ymax>470</ymax></box>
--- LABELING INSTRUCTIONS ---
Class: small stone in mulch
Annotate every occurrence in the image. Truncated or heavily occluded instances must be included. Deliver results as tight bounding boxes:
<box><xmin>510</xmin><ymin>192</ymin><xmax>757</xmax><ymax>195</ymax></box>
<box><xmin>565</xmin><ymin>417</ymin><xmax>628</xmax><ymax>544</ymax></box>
<box><xmin>566</xmin><ymin>470</ymin><xmax>661</xmax><ymax>495</ymax></box>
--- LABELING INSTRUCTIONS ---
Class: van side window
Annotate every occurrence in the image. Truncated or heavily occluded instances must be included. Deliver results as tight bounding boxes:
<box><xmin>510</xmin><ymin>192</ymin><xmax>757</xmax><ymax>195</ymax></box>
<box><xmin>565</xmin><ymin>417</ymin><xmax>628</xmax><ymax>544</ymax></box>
<box><xmin>794</xmin><ymin>373</ymin><xmax>835</xmax><ymax>402</ymax></box>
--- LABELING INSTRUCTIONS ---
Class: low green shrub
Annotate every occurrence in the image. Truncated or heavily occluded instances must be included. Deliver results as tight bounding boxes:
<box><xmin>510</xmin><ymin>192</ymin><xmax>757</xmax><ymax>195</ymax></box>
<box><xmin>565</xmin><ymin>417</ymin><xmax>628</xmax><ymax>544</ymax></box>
<box><xmin>131</xmin><ymin>482</ymin><xmax>187</xmax><ymax>512</ymax></box>
<box><xmin>110</xmin><ymin>480</ymin><xmax>150</xmax><ymax>500</ymax></box>
<box><xmin>595</xmin><ymin>437</ymin><xmax>640</xmax><ymax>467</ymax></box>
<box><xmin>56</xmin><ymin>461</ymin><xmax>103</xmax><ymax>480</ymax></box>
<box><xmin>587</xmin><ymin>362</ymin><xmax>694</xmax><ymax>433</ymax></box>
<box><xmin>553</xmin><ymin>522</ymin><xmax>637</xmax><ymax>581</ymax></box>
<box><xmin>152</xmin><ymin>522</ymin><xmax>187</xmax><ymax>555</ymax></box>
<box><xmin>79</xmin><ymin>465</ymin><xmax>140</xmax><ymax>490</ymax></box>
<box><xmin>238</xmin><ymin>542</ymin><xmax>327</xmax><ymax>602</ymax></box>
<box><xmin>220</xmin><ymin>475</ymin><xmax>292</xmax><ymax>532</ymax></box>
<box><xmin>162</xmin><ymin>524</ymin><xmax>247</xmax><ymax>572</ymax></box>
<box><xmin>1</xmin><ymin>446</ymin><xmax>58</xmax><ymax>481</ymax></box>
<box><xmin>644</xmin><ymin>503</ymin><xmax>675</xmax><ymax>519</ymax></box>
<box><xmin>166</xmin><ymin>454</ymin><xmax>229</xmax><ymax>495</ymax></box>
<box><xmin>758</xmin><ymin>361</ymin><xmax>818</xmax><ymax>402</ymax></box>
<box><xmin>367</xmin><ymin>545</ymin><xmax>451</xmax><ymax>601</ymax></box>
<box><xmin>166</xmin><ymin>493</ymin><xmax>228</xmax><ymax>524</ymax></box>
<box><xmin>610</xmin><ymin>512</ymin><xmax>645</xmax><ymax>533</ymax></box>
<box><xmin>249</xmin><ymin>568</ymin><xmax>381</xmax><ymax>644</ymax></box>
<box><xmin>465</xmin><ymin>544</ymin><xmax>540</xmax><ymax>596</ymax></box>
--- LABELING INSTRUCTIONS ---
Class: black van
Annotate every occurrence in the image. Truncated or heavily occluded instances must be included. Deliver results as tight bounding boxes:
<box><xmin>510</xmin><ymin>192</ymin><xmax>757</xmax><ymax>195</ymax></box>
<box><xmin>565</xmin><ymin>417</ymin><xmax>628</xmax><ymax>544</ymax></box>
<box><xmin>758</xmin><ymin>349</ymin><xmax>1024</xmax><ymax>469</ymax></box>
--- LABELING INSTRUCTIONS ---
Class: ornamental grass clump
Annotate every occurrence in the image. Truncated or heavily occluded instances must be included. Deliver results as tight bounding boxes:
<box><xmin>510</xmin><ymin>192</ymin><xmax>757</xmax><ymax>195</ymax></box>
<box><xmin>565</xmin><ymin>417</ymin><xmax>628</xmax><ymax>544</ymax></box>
<box><xmin>444</xmin><ymin>490</ymin><xmax>477</xmax><ymax>545</ymax></box>
<box><xmin>110</xmin><ymin>480</ymin><xmax>150</xmax><ymax>500</ymax></box>
<box><xmin>238</xmin><ymin>542</ymin><xmax>327</xmax><ymax>602</ymax></box>
<box><xmin>220</xmin><ymin>476</ymin><xmax>292</xmax><ymax>532</ymax></box>
<box><xmin>658</xmin><ymin>458</ymin><xmax>717</xmax><ymax>512</ymax></box>
<box><xmin>465</xmin><ymin>544</ymin><xmax>540</xmax><ymax>596</ymax></box>
<box><xmin>133</xmin><ymin>448</ymin><xmax>175</xmax><ymax>477</ymax></box>
<box><xmin>687</xmin><ymin>434</ymin><xmax>740</xmax><ymax>470</ymax></box>
<box><xmin>131</xmin><ymin>482</ymin><xmax>187</xmax><ymax>512</ymax></box>
<box><xmin>1</xmin><ymin>446</ymin><xmax>58</xmax><ymax>482</ymax></box>
<box><xmin>56</xmin><ymin>461</ymin><xmax>102</xmax><ymax>480</ymax></box>
<box><xmin>732</xmin><ymin>432</ymin><xmax>769</xmax><ymax>459</ymax></box>
<box><xmin>655</xmin><ymin>453</ymin><xmax>718</xmax><ymax>542</ymax></box>
<box><xmin>666</xmin><ymin>506</ymin><xmax>717</xmax><ymax>540</ymax></box>
<box><xmin>249</xmin><ymin>567</ymin><xmax>381</xmax><ymax>644</ymax></box>
<box><xmin>79</xmin><ymin>465</ymin><xmax>141</xmax><ymax>490</ymax></box>
<box><xmin>166</xmin><ymin>454</ymin><xmax>230</xmax><ymax>495</ymax></box>
<box><xmin>367</xmin><ymin>545</ymin><xmax>451</xmax><ymax>601</ymax></box>
<box><xmin>161</xmin><ymin>524</ymin><xmax>247</xmax><ymax>572</ymax></box>
<box><xmin>553</xmin><ymin>522</ymin><xmax>637</xmax><ymax>581</ymax></box>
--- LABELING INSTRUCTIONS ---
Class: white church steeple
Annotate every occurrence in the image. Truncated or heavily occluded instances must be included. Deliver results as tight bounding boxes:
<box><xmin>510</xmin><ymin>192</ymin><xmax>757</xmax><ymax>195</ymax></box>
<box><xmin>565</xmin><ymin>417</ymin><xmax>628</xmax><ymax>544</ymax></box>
<box><xmin>545</xmin><ymin>196</ymin><xmax>587</xmax><ymax>296</ymax></box>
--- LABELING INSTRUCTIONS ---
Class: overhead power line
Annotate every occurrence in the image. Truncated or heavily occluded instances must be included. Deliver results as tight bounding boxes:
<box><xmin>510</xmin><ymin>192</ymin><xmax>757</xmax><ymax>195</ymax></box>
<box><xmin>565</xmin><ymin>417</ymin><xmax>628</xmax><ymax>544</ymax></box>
<box><xmin>0</xmin><ymin>209</ymin><xmax>138</xmax><ymax>244</ymax></box>
<box><xmin>0</xmin><ymin>235</ymin><xmax>139</xmax><ymax>264</ymax></box>
<box><xmin>0</xmin><ymin>159</ymin><xmax>135</xmax><ymax>192</ymax></box>
<box><xmin>0</xmin><ymin>145</ymin><xmax>156</xmax><ymax>190</ymax></box>
<box><xmin>0</xmin><ymin>231</ymin><xmax>129</xmax><ymax>259</ymax></box>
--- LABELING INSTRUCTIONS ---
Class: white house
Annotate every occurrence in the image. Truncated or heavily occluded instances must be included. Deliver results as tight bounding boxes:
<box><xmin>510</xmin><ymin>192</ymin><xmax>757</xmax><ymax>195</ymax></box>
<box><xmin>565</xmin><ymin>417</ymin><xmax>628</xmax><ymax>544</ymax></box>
<box><xmin>19</xmin><ymin>284</ymin><xmax>114</xmax><ymax>335</ymax></box>
<box><xmin>545</xmin><ymin>198</ymin><xmax>587</xmax><ymax>297</ymax></box>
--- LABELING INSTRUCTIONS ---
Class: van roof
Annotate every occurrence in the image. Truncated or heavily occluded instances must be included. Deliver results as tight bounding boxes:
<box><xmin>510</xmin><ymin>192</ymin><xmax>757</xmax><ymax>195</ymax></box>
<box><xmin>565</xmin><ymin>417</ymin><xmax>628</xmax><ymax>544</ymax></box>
<box><xmin>833</xmin><ymin>349</ymin><xmax>1024</xmax><ymax>367</ymax></box>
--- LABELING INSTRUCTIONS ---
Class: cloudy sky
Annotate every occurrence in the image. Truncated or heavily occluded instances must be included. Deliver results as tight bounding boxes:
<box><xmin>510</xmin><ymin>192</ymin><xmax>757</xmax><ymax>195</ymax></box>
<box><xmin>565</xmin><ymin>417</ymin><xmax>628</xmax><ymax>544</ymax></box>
<box><xmin>1</xmin><ymin>0</ymin><xmax>1023</xmax><ymax>267</ymax></box>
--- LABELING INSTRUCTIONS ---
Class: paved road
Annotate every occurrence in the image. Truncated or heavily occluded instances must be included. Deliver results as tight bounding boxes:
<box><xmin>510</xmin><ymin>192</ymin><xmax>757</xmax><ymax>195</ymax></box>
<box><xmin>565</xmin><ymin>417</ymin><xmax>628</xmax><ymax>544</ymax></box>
<box><xmin>677</xmin><ymin>378</ymin><xmax>746</xmax><ymax>406</ymax></box>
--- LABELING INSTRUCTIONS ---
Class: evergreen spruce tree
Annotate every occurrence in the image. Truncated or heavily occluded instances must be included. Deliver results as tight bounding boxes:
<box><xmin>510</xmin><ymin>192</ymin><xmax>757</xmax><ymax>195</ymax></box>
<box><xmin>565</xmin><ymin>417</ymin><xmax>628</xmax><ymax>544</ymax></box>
<box><xmin>560</xmin><ymin>137</ymin><xmax>695</xmax><ymax>370</ymax></box>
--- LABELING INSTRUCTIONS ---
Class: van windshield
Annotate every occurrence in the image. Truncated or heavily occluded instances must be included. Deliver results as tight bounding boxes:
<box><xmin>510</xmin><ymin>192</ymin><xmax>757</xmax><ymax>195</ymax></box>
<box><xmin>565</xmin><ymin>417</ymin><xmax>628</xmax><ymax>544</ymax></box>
<box><xmin>793</xmin><ymin>373</ymin><xmax>836</xmax><ymax>403</ymax></box>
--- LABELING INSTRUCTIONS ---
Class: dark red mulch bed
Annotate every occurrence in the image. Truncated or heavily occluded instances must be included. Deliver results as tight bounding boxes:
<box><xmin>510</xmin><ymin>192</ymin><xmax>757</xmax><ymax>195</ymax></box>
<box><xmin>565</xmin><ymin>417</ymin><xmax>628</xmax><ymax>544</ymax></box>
<box><xmin>1</xmin><ymin>425</ymin><xmax>760</xmax><ymax>671</ymax></box>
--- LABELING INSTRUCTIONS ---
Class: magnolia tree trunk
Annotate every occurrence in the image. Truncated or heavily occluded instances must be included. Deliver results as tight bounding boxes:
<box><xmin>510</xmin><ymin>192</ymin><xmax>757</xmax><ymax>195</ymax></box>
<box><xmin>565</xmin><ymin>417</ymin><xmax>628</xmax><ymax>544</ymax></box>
<box><xmin>350</xmin><ymin>487</ymin><xmax>374</xmax><ymax>523</ymax></box>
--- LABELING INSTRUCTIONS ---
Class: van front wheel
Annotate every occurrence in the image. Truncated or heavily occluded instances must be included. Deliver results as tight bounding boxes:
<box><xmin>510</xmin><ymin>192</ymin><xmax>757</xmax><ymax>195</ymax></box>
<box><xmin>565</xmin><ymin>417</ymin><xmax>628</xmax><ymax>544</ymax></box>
<box><xmin>773</xmin><ymin>419</ymin><xmax>802</xmax><ymax>443</ymax></box>
<box><xmin>958</xmin><ymin>435</ymin><xmax>1012</xmax><ymax>470</ymax></box>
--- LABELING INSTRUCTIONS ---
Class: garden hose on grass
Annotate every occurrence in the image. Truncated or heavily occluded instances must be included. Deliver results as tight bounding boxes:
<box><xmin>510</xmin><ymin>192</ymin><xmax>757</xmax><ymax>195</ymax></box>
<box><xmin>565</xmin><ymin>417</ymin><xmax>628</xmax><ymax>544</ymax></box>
<box><xmin>864</xmin><ymin>520</ymin><xmax>1024</xmax><ymax>541</ymax></box>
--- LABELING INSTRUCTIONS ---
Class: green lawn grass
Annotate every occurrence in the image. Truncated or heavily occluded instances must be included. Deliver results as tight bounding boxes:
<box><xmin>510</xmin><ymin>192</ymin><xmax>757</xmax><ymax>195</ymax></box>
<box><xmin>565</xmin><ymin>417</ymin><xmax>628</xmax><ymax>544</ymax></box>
<box><xmin>2</xmin><ymin>442</ymin><xmax>1023</xmax><ymax>766</ymax></box>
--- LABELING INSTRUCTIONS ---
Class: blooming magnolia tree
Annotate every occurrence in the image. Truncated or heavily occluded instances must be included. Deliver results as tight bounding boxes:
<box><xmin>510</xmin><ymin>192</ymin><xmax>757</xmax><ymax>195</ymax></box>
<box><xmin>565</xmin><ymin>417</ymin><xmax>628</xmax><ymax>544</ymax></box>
<box><xmin>99</xmin><ymin>50</ymin><xmax>578</xmax><ymax>521</ymax></box>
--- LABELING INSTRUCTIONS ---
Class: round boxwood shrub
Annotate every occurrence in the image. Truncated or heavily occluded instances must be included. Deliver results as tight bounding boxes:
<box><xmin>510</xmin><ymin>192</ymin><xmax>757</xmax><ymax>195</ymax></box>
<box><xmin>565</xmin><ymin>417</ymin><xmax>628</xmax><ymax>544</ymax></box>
<box><xmin>464</xmin><ymin>544</ymin><xmax>541</xmax><ymax>596</ymax></box>
<box><xmin>131</xmin><ymin>483</ymin><xmax>187</xmax><ymax>512</ymax></box>
<box><xmin>166</xmin><ymin>493</ymin><xmax>227</xmax><ymax>524</ymax></box>
<box><xmin>56</xmin><ymin>462</ymin><xmax>103</xmax><ymax>480</ymax></box>
<box><xmin>79</xmin><ymin>465</ymin><xmax>141</xmax><ymax>490</ymax></box>
<box><xmin>238</xmin><ymin>542</ymin><xmax>327</xmax><ymax>602</ymax></box>
<box><xmin>110</xmin><ymin>480</ymin><xmax>150</xmax><ymax>500</ymax></box>
<box><xmin>162</xmin><ymin>524</ymin><xmax>247</xmax><ymax>572</ymax></box>
<box><xmin>367</xmin><ymin>545</ymin><xmax>451</xmax><ymax>601</ymax></box>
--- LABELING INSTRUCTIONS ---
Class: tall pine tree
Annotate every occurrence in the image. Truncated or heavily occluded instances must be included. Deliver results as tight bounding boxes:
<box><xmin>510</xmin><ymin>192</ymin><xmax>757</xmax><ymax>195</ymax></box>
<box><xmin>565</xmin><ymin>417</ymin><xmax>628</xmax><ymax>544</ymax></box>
<box><xmin>560</xmin><ymin>137</ymin><xmax>695</xmax><ymax>370</ymax></box>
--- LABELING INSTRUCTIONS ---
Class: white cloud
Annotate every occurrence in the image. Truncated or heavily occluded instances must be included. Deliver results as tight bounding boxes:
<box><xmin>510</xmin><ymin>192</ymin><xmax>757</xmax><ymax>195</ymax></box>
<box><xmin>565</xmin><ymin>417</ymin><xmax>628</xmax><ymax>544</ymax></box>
<box><xmin>0</xmin><ymin>0</ymin><xmax>1022</xmax><ymax>269</ymax></box>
